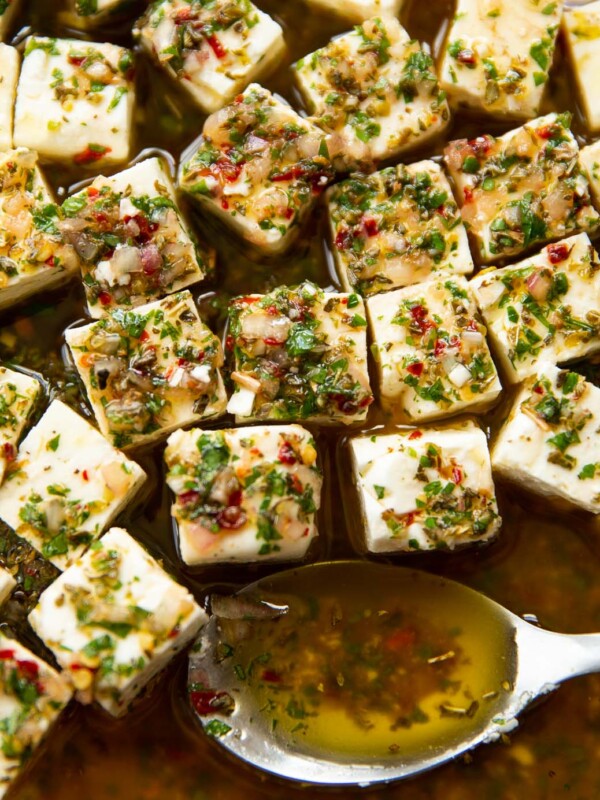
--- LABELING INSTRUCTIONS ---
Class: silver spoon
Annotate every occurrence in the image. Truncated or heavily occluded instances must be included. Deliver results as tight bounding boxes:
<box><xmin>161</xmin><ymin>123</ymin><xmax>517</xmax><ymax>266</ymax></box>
<box><xmin>188</xmin><ymin>561</ymin><xmax>600</xmax><ymax>787</ymax></box>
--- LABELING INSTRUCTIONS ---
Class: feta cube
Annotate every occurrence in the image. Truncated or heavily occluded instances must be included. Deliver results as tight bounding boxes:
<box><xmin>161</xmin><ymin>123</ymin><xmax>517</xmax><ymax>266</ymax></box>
<box><xmin>13</xmin><ymin>37</ymin><xmax>135</xmax><ymax>167</ymax></box>
<box><xmin>67</xmin><ymin>0</ymin><xmax>131</xmax><ymax>27</ymax></box>
<box><xmin>0</xmin><ymin>366</ymin><xmax>40</xmax><ymax>484</ymax></box>
<box><xmin>66</xmin><ymin>291</ymin><xmax>227</xmax><ymax>449</ymax></box>
<box><xmin>294</xmin><ymin>18</ymin><xmax>450</xmax><ymax>168</ymax></box>
<box><xmin>0</xmin><ymin>0</ymin><xmax>21</xmax><ymax>41</ymax></box>
<box><xmin>165</xmin><ymin>425</ymin><xmax>322</xmax><ymax>565</ymax></box>
<box><xmin>0</xmin><ymin>634</ymin><xmax>72</xmax><ymax>799</ymax></box>
<box><xmin>443</xmin><ymin>113</ymin><xmax>599</xmax><ymax>263</ymax></box>
<box><xmin>0</xmin><ymin>148</ymin><xmax>79</xmax><ymax>312</ymax></box>
<box><xmin>349</xmin><ymin>420</ymin><xmax>501</xmax><ymax>553</ymax></box>
<box><xmin>0</xmin><ymin>400</ymin><xmax>147</xmax><ymax>570</ymax></box>
<box><xmin>60</xmin><ymin>157</ymin><xmax>212</xmax><ymax>318</ymax></box>
<box><xmin>439</xmin><ymin>0</ymin><xmax>562</xmax><ymax>119</ymax></box>
<box><xmin>327</xmin><ymin>160</ymin><xmax>473</xmax><ymax>298</ymax></box>
<box><xmin>492</xmin><ymin>363</ymin><xmax>600</xmax><ymax>513</ymax></box>
<box><xmin>0</xmin><ymin>567</ymin><xmax>15</xmax><ymax>606</ymax></box>
<box><xmin>579</xmin><ymin>139</ymin><xmax>600</xmax><ymax>209</ymax></box>
<box><xmin>304</xmin><ymin>0</ymin><xmax>402</xmax><ymax>24</ymax></box>
<box><xmin>563</xmin><ymin>2</ymin><xmax>600</xmax><ymax>132</ymax></box>
<box><xmin>470</xmin><ymin>234</ymin><xmax>600</xmax><ymax>384</ymax></box>
<box><xmin>178</xmin><ymin>84</ymin><xmax>333</xmax><ymax>255</ymax></box>
<box><xmin>29</xmin><ymin>527</ymin><xmax>206</xmax><ymax>717</ymax></box>
<box><xmin>228</xmin><ymin>281</ymin><xmax>373</xmax><ymax>424</ymax></box>
<box><xmin>134</xmin><ymin>0</ymin><xmax>285</xmax><ymax>114</ymax></box>
<box><xmin>0</xmin><ymin>45</ymin><xmax>18</xmax><ymax>151</ymax></box>
<box><xmin>367</xmin><ymin>276</ymin><xmax>502</xmax><ymax>423</ymax></box>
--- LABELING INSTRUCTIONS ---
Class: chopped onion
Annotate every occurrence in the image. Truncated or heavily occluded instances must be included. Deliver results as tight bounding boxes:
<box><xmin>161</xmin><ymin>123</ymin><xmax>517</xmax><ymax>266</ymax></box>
<box><xmin>231</xmin><ymin>371</ymin><xmax>261</xmax><ymax>392</ymax></box>
<box><xmin>227</xmin><ymin>387</ymin><xmax>256</xmax><ymax>416</ymax></box>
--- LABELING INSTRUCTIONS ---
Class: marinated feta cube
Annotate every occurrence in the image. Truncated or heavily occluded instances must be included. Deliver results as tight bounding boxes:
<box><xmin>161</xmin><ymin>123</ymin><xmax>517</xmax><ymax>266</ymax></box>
<box><xmin>294</xmin><ymin>17</ymin><xmax>449</xmax><ymax>168</ymax></box>
<box><xmin>0</xmin><ymin>45</ymin><xmax>18</xmax><ymax>151</ymax></box>
<box><xmin>165</xmin><ymin>425</ymin><xmax>322</xmax><ymax>565</ymax></box>
<box><xmin>349</xmin><ymin>420</ymin><xmax>501</xmax><ymax>553</ymax></box>
<box><xmin>439</xmin><ymin>0</ymin><xmax>562</xmax><ymax>119</ymax></box>
<box><xmin>59</xmin><ymin>157</ymin><xmax>212</xmax><ymax>318</ymax></box>
<box><xmin>579</xmin><ymin>139</ymin><xmax>600</xmax><ymax>209</ymax></box>
<box><xmin>0</xmin><ymin>400</ymin><xmax>146</xmax><ymax>570</ymax></box>
<box><xmin>67</xmin><ymin>0</ymin><xmax>131</xmax><ymax>27</ymax></box>
<box><xmin>470</xmin><ymin>234</ymin><xmax>600</xmax><ymax>384</ymax></box>
<box><xmin>367</xmin><ymin>276</ymin><xmax>502</xmax><ymax>423</ymax></box>
<box><xmin>66</xmin><ymin>291</ymin><xmax>227</xmax><ymax>449</ymax></box>
<box><xmin>0</xmin><ymin>148</ymin><xmax>79</xmax><ymax>312</ymax></box>
<box><xmin>13</xmin><ymin>37</ymin><xmax>135</xmax><ymax>167</ymax></box>
<box><xmin>0</xmin><ymin>634</ymin><xmax>72</xmax><ymax>799</ymax></box>
<box><xmin>492</xmin><ymin>363</ymin><xmax>600</xmax><ymax>513</ymax></box>
<box><xmin>0</xmin><ymin>366</ymin><xmax>40</xmax><ymax>484</ymax></box>
<box><xmin>0</xmin><ymin>567</ymin><xmax>15</xmax><ymax>606</ymax></box>
<box><xmin>444</xmin><ymin>113</ymin><xmax>599</xmax><ymax>263</ymax></box>
<box><xmin>29</xmin><ymin>527</ymin><xmax>206</xmax><ymax>717</ymax></box>
<box><xmin>328</xmin><ymin>160</ymin><xmax>473</xmax><ymax>298</ymax></box>
<box><xmin>563</xmin><ymin>2</ymin><xmax>600</xmax><ymax>133</ymax></box>
<box><xmin>134</xmin><ymin>0</ymin><xmax>285</xmax><ymax>114</ymax></box>
<box><xmin>228</xmin><ymin>281</ymin><xmax>373</xmax><ymax>424</ymax></box>
<box><xmin>0</xmin><ymin>0</ymin><xmax>21</xmax><ymax>41</ymax></box>
<box><xmin>178</xmin><ymin>84</ymin><xmax>333</xmax><ymax>255</ymax></box>
<box><xmin>304</xmin><ymin>0</ymin><xmax>402</xmax><ymax>24</ymax></box>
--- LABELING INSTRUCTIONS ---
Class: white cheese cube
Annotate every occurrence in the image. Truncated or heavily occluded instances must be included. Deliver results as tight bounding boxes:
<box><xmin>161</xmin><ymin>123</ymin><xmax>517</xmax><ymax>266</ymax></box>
<box><xmin>492</xmin><ymin>363</ymin><xmax>600</xmax><ymax>514</ymax></box>
<box><xmin>444</xmin><ymin>113</ymin><xmax>599</xmax><ymax>263</ymax></box>
<box><xmin>367</xmin><ymin>276</ymin><xmax>502</xmax><ymax>423</ymax></box>
<box><xmin>29</xmin><ymin>527</ymin><xmax>206</xmax><ymax>717</ymax></box>
<box><xmin>349</xmin><ymin>420</ymin><xmax>501</xmax><ymax>553</ymax></box>
<box><xmin>165</xmin><ymin>425</ymin><xmax>322</xmax><ymax>565</ymax></box>
<box><xmin>563</xmin><ymin>2</ymin><xmax>600</xmax><ymax>133</ymax></box>
<box><xmin>0</xmin><ymin>148</ymin><xmax>79</xmax><ymax>312</ymax></box>
<box><xmin>228</xmin><ymin>281</ymin><xmax>373</xmax><ymax>425</ymax></box>
<box><xmin>0</xmin><ymin>400</ymin><xmax>146</xmax><ymax>570</ymax></box>
<box><xmin>0</xmin><ymin>634</ymin><xmax>72</xmax><ymax>799</ymax></box>
<box><xmin>135</xmin><ymin>0</ymin><xmax>285</xmax><ymax>114</ymax></box>
<box><xmin>304</xmin><ymin>0</ymin><xmax>402</xmax><ymax>24</ymax></box>
<box><xmin>327</xmin><ymin>160</ymin><xmax>473</xmax><ymax>298</ymax></box>
<box><xmin>178</xmin><ymin>84</ymin><xmax>333</xmax><ymax>256</ymax></box>
<box><xmin>0</xmin><ymin>567</ymin><xmax>15</xmax><ymax>606</ymax></box>
<box><xmin>60</xmin><ymin>157</ymin><xmax>212</xmax><ymax>318</ymax></box>
<box><xmin>0</xmin><ymin>366</ymin><xmax>40</xmax><ymax>484</ymax></box>
<box><xmin>439</xmin><ymin>0</ymin><xmax>562</xmax><ymax>119</ymax></box>
<box><xmin>66</xmin><ymin>290</ymin><xmax>227</xmax><ymax>449</ymax></box>
<box><xmin>0</xmin><ymin>0</ymin><xmax>21</xmax><ymax>41</ymax></box>
<box><xmin>0</xmin><ymin>45</ymin><xmax>19</xmax><ymax>151</ymax></box>
<box><xmin>294</xmin><ymin>18</ymin><xmax>449</xmax><ymax>168</ymax></box>
<box><xmin>67</xmin><ymin>0</ymin><xmax>130</xmax><ymax>27</ymax></box>
<box><xmin>470</xmin><ymin>234</ymin><xmax>600</xmax><ymax>384</ymax></box>
<box><xmin>14</xmin><ymin>37</ymin><xmax>135</xmax><ymax>167</ymax></box>
<box><xmin>579</xmin><ymin>139</ymin><xmax>600</xmax><ymax>210</ymax></box>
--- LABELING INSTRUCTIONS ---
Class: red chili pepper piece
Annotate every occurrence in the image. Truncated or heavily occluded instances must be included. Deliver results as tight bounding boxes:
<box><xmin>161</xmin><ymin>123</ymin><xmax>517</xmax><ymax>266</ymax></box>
<box><xmin>73</xmin><ymin>145</ymin><xmax>111</xmax><ymax>165</ymax></box>
<box><xmin>408</xmin><ymin>430</ymin><xmax>422</xmax><ymax>440</ymax></box>
<box><xmin>98</xmin><ymin>291</ymin><xmax>112</xmax><ymax>306</ymax></box>
<box><xmin>206</xmin><ymin>35</ymin><xmax>226</xmax><ymax>59</ymax></box>
<box><xmin>278</xmin><ymin>442</ymin><xmax>297</xmax><ymax>465</ymax></box>
<box><xmin>0</xmin><ymin>649</ymin><xmax>15</xmax><ymax>660</ymax></box>
<box><xmin>17</xmin><ymin>659</ymin><xmax>40</xmax><ymax>681</ymax></box>
<box><xmin>452</xmin><ymin>467</ymin><xmax>463</xmax><ymax>485</ymax></box>
<box><xmin>457</xmin><ymin>49</ymin><xmax>476</xmax><ymax>65</ymax></box>
<box><xmin>407</xmin><ymin>361</ymin><xmax>424</xmax><ymax>377</ymax></box>
<box><xmin>363</xmin><ymin>217</ymin><xmax>379</xmax><ymax>237</ymax></box>
<box><xmin>547</xmin><ymin>243</ymin><xmax>569</xmax><ymax>263</ymax></box>
<box><xmin>217</xmin><ymin>505</ymin><xmax>247</xmax><ymax>529</ymax></box>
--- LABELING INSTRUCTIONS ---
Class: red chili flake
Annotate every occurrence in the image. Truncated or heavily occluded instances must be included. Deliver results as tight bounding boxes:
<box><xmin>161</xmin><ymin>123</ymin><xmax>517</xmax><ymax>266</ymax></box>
<box><xmin>278</xmin><ymin>442</ymin><xmax>297</xmax><ymax>465</ymax></box>
<box><xmin>263</xmin><ymin>337</ymin><xmax>281</xmax><ymax>346</ymax></box>
<box><xmin>168</xmin><ymin>625</ymin><xmax>180</xmax><ymax>639</ymax></box>
<box><xmin>98</xmin><ymin>291</ymin><xmax>112</xmax><ymax>306</ymax></box>
<box><xmin>0</xmin><ymin>650</ymin><xmax>15</xmax><ymax>660</ymax></box>
<box><xmin>547</xmin><ymin>243</ymin><xmax>569</xmax><ymax>263</ymax></box>
<box><xmin>363</xmin><ymin>217</ymin><xmax>379</xmax><ymax>237</ymax></box>
<box><xmin>177</xmin><ymin>357</ymin><xmax>189</xmax><ymax>367</ymax></box>
<box><xmin>234</xmin><ymin>94</ymin><xmax>244</xmax><ymax>104</ymax></box>
<box><xmin>359</xmin><ymin>395</ymin><xmax>374</xmax><ymax>408</ymax></box>
<box><xmin>93</xmin><ymin>211</ymin><xmax>109</xmax><ymax>224</ymax></box>
<box><xmin>190</xmin><ymin>689</ymin><xmax>231</xmax><ymax>715</ymax></box>
<box><xmin>463</xmin><ymin>187</ymin><xmax>474</xmax><ymax>204</ymax></box>
<box><xmin>457</xmin><ymin>48</ymin><xmax>476</xmax><ymax>65</ymax></box>
<box><xmin>434</xmin><ymin>338</ymin><xmax>446</xmax><ymax>358</ymax></box>
<box><xmin>17</xmin><ymin>659</ymin><xmax>40</xmax><ymax>681</ymax></box>
<box><xmin>228</xmin><ymin>489</ymin><xmax>243</xmax><ymax>507</ymax></box>
<box><xmin>225</xmin><ymin>335</ymin><xmax>234</xmax><ymax>351</ymax></box>
<box><xmin>206</xmin><ymin>34</ymin><xmax>226</xmax><ymax>59</ymax></box>
<box><xmin>533</xmin><ymin>384</ymin><xmax>544</xmax><ymax>394</ymax></box>
<box><xmin>139</xmin><ymin>329</ymin><xmax>150</xmax><ymax>342</ymax></box>
<box><xmin>82</xmin><ymin>470</ymin><xmax>90</xmax><ymax>482</ymax></box>
<box><xmin>1</xmin><ymin>443</ymin><xmax>15</xmax><ymax>462</ymax></box>
<box><xmin>73</xmin><ymin>145</ymin><xmax>111</xmax><ymax>165</ymax></box>
<box><xmin>68</xmin><ymin>55</ymin><xmax>86</xmax><ymax>67</ymax></box>
<box><xmin>221</xmin><ymin>198</ymin><xmax>229</xmax><ymax>210</ymax></box>
<box><xmin>265</xmin><ymin>304</ymin><xmax>279</xmax><ymax>315</ymax></box>
<box><xmin>217</xmin><ymin>505</ymin><xmax>247</xmax><ymax>529</ymax></box>
<box><xmin>174</xmin><ymin>7</ymin><xmax>194</xmax><ymax>22</ymax></box>
<box><xmin>285</xmin><ymin>207</ymin><xmax>294</xmax><ymax>220</ymax></box>
<box><xmin>468</xmin><ymin>135</ymin><xmax>493</xmax><ymax>156</ymax></box>
<box><xmin>238</xmin><ymin>296</ymin><xmax>259</xmax><ymax>305</ymax></box>
<box><xmin>465</xmin><ymin>319</ymin><xmax>479</xmax><ymax>332</ymax></box>
<box><xmin>406</xmin><ymin>361</ymin><xmax>424</xmax><ymax>377</ymax></box>
<box><xmin>408</xmin><ymin>430</ymin><xmax>422</xmax><ymax>440</ymax></box>
<box><xmin>87</xmin><ymin>186</ymin><xmax>99</xmax><ymax>198</ymax></box>
<box><xmin>452</xmin><ymin>467</ymin><xmax>463</xmax><ymax>485</ymax></box>
<box><xmin>385</xmin><ymin>628</ymin><xmax>417</xmax><ymax>652</ymax></box>
<box><xmin>214</xmin><ymin>157</ymin><xmax>243</xmax><ymax>183</ymax></box>
<box><xmin>537</xmin><ymin>125</ymin><xmax>556</xmax><ymax>140</ymax></box>
<box><xmin>261</xmin><ymin>670</ymin><xmax>282</xmax><ymax>684</ymax></box>
<box><xmin>179</xmin><ymin>490</ymin><xmax>201</xmax><ymax>506</ymax></box>
<box><xmin>45</xmin><ymin>255</ymin><xmax>56</xmax><ymax>267</ymax></box>
<box><xmin>410</xmin><ymin>304</ymin><xmax>427</xmax><ymax>321</ymax></box>
<box><xmin>130</xmin><ymin>214</ymin><xmax>159</xmax><ymax>243</ymax></box>
<box><xmin>290</xmin><ymin>474</ymin><xmax>303</xmax><ymax>494</ymax></box>
<box><xmin>334</xmin><ymin>395</ymin><xmax>358</xmax><ymax>414</ymax></box>
<box><xmin>70</xmin><ymin>663</ymin><xmax>96</xmax><ymax>672</ymax></box>
<box><xmin>334</xmin><ymin>229</ymin><xmax>353</xmax><ymax>251</ymax></box>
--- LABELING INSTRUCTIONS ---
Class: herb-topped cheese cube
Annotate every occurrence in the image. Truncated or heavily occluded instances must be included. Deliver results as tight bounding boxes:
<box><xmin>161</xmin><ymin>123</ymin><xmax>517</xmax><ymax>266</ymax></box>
<box><xmin>178</xmin><ymin>84</ymin><xmax>333</xmax><ymax>255</ymax></box>
<box><xmin>439</xmin><ymin>0</ymin><xmax>562</xmax><ymax>119</ymax></box>
<box><xmin>13</xmin><ymin>37</ymin><xmax>135</xmax><ymax>167</ymax></box>
<box><xmin>304</xmin><ymin>0</ymin><xmax>402</xmax><ymax>24</ymax></box>
<box><xmin>59</xmin><ymin>158</ymin><xmax>211</xmax><ymax>318</ymax></box>
<box><xmin>29</xmin><ymin>527</ymin><xmax>206</xmax><ymax>717</ymax></box>
<box><xmin>0</xmin><ymin>149</ymin><xmax>79</xmax><ymax>312</ymax></box>
<box><xmin>227</xmin><ymin>282</ymin><xmax>373</xmax><ymax>424</ymax></box>
<box><xmin>563</xmin><ymin>2</ymin><xmax>600</xmax><ymax>133</ymax></box>
<box><xmin>0</xmin><ymin>567</ymin><xmax>15</xmax><ymax>606</ymax></box>
<box><xmin>444</xmin><ymin>113</ymin><xmax>599</xmax><ymax>263</ymax></box>
<box><xmin>579</xmin><ymin>139</ymin><xmax>600</xmax><ymax>209</ymax></box>
<box><xmin>0</xmin><ymin>44</ymin><xmax>18</xmax><ymax>151</ymax></box>
<box><xmin>165</xmin><ymin>425</ymin><xmax>322</xmax><ymax>565</ymax></box>
<box><xmin>0</xmin><ymin>0</ymin><xmax>21</xmax><ymax>41</ymax></box>
<box><xmin>328</xmin><ymin>160</ymin><xmax>473</xmax><ymax>298</ymax></box>
<box><xmin>492</xmin><ymin>363</ymin><xmax>600</xmax><ymax>513</ymax></box>
<box><xmin>293</xmin><ymin>18</ymin><xmax>449</xmax><ymax>168</ymax></box>
<box><xmin>68</xmin><ymin>0</ymin><xmax>131</xmax><ymax>27</ymax></box>
<box><xmin>349</xmin><ymin>421</ymin><xmax>501</xmax><ymax>553</ymax></box>
<box><xmin>470</xmin><ymin>234</ymin><xmax>600</xmax><ymax>384</ymax></box>
<box><xmin>0</xmin><ymin>366</ymin><xmax>40</xmax><ymax>484</ymax></box>
<box><xmin>0</xmin><ymin>400</ymin><xmax>146</xmax><ymax>570</ymax></box>
<box><xmin>134</xmin><ymin>0</ymin><xmax>285</xmax><ymax>115</ymax></box>
<box><xmin>0</xmin><ymin>634</ymin><xmax>72</xmax><ymax>799</ymax></box>
<box><xmin>66</xmin><ymin>291</ymin><xmax>227</xmax><ymax>449</ymax></box>
<box><xmin>367</xmin><ymin>276</ymin><xmax>502</xmax><ymax>423</ymax></box>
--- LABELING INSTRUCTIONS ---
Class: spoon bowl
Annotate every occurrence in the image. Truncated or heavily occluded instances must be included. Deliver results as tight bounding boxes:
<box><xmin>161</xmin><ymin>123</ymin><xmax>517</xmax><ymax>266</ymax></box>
<box><xmin>188</xmin><ymin>561</ymin><xmax>600</xmax><ymax>787</ymax></box>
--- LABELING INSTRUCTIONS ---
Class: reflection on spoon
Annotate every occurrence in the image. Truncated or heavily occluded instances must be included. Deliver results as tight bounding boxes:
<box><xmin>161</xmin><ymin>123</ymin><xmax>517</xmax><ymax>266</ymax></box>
<box><xmin>188</xmin><ymin>561</ymin><xmax>600</xmax><ymax>787</ymax></box>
